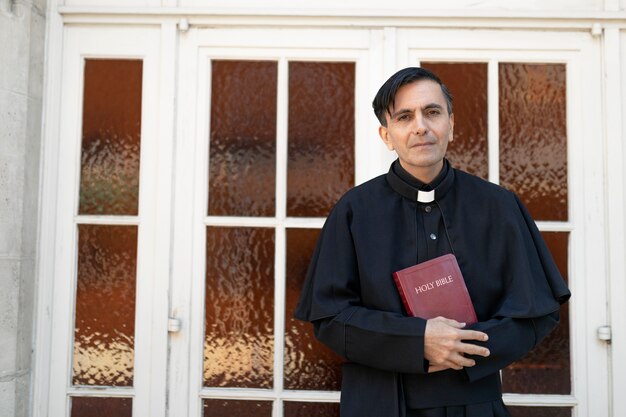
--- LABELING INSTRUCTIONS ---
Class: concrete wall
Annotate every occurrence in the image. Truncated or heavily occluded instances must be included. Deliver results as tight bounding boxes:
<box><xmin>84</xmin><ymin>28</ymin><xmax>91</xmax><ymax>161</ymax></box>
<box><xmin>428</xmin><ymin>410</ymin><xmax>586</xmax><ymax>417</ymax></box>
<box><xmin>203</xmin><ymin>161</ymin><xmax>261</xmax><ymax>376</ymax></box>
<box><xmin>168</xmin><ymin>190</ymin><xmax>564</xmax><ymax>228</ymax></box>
<box><xmin>0</xmin><ymin>0</ymin><xmax>46</xmax><ymax>416</ymax></box>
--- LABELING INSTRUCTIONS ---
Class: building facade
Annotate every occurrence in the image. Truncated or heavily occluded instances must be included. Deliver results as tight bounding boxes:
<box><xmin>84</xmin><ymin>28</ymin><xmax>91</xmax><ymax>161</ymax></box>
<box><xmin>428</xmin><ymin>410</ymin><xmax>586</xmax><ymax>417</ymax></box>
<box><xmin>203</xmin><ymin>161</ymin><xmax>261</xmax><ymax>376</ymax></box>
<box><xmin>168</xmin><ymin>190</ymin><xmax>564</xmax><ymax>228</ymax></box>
<box><xmin>1</xmin><ymin>0</ymin><xmax>626</xmax><ymax>416</ymax></box>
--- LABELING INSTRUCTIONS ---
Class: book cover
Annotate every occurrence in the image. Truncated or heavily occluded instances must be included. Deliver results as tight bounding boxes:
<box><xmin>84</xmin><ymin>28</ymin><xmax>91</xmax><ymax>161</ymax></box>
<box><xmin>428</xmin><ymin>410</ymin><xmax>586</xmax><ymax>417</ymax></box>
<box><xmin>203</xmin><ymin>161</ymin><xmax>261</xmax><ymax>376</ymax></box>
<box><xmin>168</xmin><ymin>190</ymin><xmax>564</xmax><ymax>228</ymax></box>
<box><xmin>392</xmin><ymin>253</ymin><xmax>477</xmax><ymax>324</ymax></box>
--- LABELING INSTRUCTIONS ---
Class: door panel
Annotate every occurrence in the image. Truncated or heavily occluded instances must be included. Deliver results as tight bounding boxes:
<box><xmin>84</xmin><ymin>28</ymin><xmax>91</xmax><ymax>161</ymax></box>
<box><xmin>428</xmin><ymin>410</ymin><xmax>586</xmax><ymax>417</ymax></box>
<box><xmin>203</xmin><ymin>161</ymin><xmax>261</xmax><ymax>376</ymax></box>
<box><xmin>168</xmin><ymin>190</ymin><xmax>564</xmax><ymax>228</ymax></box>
<box><xmin>403</xmin><ymin>28</ymin><xmax>606</xmax><ymax>416</ymax></box>
<box><xmin>170</xmin><ymin>28</ymin><xmax>375</xmax><ymax>417</ymax></box>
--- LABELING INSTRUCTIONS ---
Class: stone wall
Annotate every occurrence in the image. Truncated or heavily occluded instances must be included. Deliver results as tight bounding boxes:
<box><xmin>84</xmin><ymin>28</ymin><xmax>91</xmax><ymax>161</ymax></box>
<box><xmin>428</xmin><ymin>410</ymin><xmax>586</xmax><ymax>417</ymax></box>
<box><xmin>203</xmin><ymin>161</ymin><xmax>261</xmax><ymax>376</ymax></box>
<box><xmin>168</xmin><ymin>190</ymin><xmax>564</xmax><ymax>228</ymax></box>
<box><xmin>0</xmin><ymin>0</ymin><xmax>46</xmax><ymax>416</ymax></box>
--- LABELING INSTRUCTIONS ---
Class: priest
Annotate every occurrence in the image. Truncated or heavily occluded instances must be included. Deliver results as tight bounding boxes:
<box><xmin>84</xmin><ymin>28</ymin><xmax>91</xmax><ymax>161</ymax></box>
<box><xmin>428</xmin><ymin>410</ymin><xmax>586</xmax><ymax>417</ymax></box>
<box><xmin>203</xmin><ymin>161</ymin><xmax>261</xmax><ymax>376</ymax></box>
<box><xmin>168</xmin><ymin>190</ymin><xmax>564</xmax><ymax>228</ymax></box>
<box><xmin>294</xmin><ymin>67</ymin><xmax>571</xmax><ymax>417</ymax></box>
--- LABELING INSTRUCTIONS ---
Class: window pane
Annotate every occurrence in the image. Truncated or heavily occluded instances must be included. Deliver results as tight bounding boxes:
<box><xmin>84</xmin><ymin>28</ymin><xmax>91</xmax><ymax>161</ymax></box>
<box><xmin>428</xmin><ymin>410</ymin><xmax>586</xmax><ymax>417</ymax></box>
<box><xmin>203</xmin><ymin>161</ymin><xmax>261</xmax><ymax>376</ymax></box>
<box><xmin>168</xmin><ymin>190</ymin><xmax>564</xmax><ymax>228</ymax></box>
<box><xmin>421</xmin><ymin>62</ymin><xmax>488</xmax><ymax>179</ymax></box>
<box><xmin>284</xmin><ymin>228</ymin><xmax>343</xmax><ymax>390</ymax></box>
<box><xmin>499</xmin><ymin>63</ymin><xmax>568</xmax><ymax>221</ymax></box>
<box><xmin>208</xmin><ymin>60</ymin><xmax>277</xmax><ymax>217</ymax></box>
<box><xmin>284</xmin><ymin>401</ymin><xmax>340</xmax><ymax>417</ymax></box>
<box><xmin>79</xmin><ymin>59</ymin><xmax>142</xmax><ymax>215</ymax></box>
<box><xmin>73</xmin><ymin>225</ymin><xmax>136</xmax><ymax>386</ymax></box>
<box><xmin>71</xmin><ymin>397</ymin><xmax>132</xmax><ymax>417</ymax></box>
<box><xmin>502</xmin><ymin>232</ymin><xmax>570</xmax><ymax>394</ymax></box>
<box><xmin>204</xmin><ymin>227</ymin><xmax>275</xmax><ymax>388</ymax></box>
<box><xmin>508</xmin><ymin>406</ymin><xmax>571</xmax><ymax>417</ymax></box>
<box><xmin>287</xmin><ymin>62</ymin><xmax>355</xmax><ymax>217</ymax></box>
<box><xmin>203</xmin><ymin>399</ymin><xmax>272</xmax><ymax>417</ymax></box>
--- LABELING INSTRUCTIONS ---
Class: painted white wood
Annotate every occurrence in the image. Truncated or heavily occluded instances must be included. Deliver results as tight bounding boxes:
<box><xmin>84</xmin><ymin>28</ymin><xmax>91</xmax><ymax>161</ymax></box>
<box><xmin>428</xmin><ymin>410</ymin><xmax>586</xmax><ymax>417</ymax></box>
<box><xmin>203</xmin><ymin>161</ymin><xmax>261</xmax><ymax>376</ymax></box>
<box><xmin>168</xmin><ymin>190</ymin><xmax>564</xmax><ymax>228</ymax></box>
<box><xmin>57</xmin><ymin>3</ymin><xmax>621</xmax><ymax>19</ymax></box>
<box><xmin>273</xmin><ymin>57</ymin><xmax>289</xmax><ymax>415</ymax></box>
<box><xmin>502</xmin><ymin>393</ymin><xmax>577</xmax><ymax>406</ymax></box>
<box><xmin>31</xmin><ymin>0</ymin><xmax>65</xmax><ymax>414</ymax></box>
<box><xmin>603</xmin><ymin>27</ymin><xmax>626</xmax><ymax>417</ymax></box>
<box><xmin>487</xmin><ymin>59</ymin><xmax>500</xmax><ymax>186</ymax></box>
<box><xmin>167</xmin><ymin>25</ymin><xmax>198</xmax><ymax>417</ymax></box>
<box><xmin>571</xmin><ymin>33</ymin><xmax>610</xmax><ymax>417</ymax></box>
<box><xmin>143</xmin><ymin>20</ymin><xmax>179</xmax><ymax>417</ymax></box>
<box><xmin>177</xmin><ymin>0</ymin><xmax>603</xmax><ymax>10</ymax></box>
<box><xmin>64</xmin><ymin>0</ymin><xmax>161</xmax><ymax>7</ymax></box>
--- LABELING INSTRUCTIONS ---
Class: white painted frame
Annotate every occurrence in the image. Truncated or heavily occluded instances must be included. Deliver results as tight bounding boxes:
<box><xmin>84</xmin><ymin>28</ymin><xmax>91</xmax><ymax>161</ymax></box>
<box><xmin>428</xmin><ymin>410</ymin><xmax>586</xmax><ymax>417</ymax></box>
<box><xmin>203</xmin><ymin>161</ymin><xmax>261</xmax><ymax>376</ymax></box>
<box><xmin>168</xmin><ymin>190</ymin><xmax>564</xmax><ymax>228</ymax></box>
<box><xmin>399</xmin><ymin>28</ymin><xmax>608</xmax><ymax>417</ymax></box>
<box><xmin>35</xmin><ymin>25</ymin><xmax>170</xmax><ymax>417</ymax></box>
<box><xmin>169</xmin><ymin>27</ymin><xmax>382</xmax><ymax>417</ymax></box>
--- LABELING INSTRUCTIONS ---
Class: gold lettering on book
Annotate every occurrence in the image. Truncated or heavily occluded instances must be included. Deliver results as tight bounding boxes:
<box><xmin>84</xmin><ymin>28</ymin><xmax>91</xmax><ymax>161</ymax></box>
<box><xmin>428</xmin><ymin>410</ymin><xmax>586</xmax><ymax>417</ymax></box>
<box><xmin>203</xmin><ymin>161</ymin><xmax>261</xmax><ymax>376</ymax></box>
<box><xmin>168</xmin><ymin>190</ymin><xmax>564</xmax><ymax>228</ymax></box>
<box><xmin>414</xmin><ymin>275</ymin><xmax>454</xmax><ymax>295</ymax></box>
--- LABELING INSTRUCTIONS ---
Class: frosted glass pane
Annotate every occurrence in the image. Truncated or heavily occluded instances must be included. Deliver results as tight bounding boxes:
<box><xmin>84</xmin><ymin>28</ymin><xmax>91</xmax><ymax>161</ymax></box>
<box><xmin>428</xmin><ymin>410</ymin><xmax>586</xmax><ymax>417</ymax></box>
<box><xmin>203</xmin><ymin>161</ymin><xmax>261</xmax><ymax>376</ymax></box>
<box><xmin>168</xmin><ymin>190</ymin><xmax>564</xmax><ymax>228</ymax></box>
<box><xmin>499</xmin><ymin>63</ymin><xmax>568</xmax><ymax>221</ymax></box>
<box><xmin>208</xmin><ymin>60</ymin><xmax>277</xmax><ymax>216</ymax></box>
<box><xmin>204</xmin><ymin>227</ymin><xmax>275</xmax><ymax>388</ymax></box>
<box><xmin>421</xmin><ymin>62</ymin><xmax>488</xmax><ymax>179</ymax></box>
<box><xmin>287</xmin><ymin>62</ymin><xmax>355</xmax><ymax>217</ymax></box>
<box><xmin>203</xmin><ymin>399</ymin><xmax>272</xmax><ymax>417</ymax></box>
<box><xmin>502</xmin><ymin>232</ymin><xmax>570</xmax><ymax>394</ymax></box>
<box><xmin>284</xmin><ymin>401</ymin><xmax>340</xmax><ymax>417</ymax></box>
<box><xmin>284</xmin><ymin>228</ymin><xmax>343</xmax><ymax>390</ymax></box>
<box><xmin>73</xmin><ymin>225</ymin><xmax>136</xmax><ymax>386</ymax></box>
<box><xmin>508</xmin><ymin>407</ymin><xmax>571</xmax><ymax>417</ymax></box>
<box><xmin>79</xmin><ymin>59</ymin><xmax>142</xmax><ymax>215</ymax></box>
<box><xmin>71</xmin><ymin>397</ymin><xmax>132</xmax><ymax>417</ymax></box>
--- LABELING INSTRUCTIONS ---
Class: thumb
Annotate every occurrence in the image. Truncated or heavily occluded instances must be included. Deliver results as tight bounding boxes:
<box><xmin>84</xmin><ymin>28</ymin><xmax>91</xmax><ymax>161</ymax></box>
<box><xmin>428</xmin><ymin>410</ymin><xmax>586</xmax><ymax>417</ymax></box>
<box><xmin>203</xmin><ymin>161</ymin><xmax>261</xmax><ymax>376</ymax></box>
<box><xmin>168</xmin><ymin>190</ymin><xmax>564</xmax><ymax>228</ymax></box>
<box><xmin>440</xmin><ymin>317</ymin><xmax>465</xmax><ymax>328</ymax></box>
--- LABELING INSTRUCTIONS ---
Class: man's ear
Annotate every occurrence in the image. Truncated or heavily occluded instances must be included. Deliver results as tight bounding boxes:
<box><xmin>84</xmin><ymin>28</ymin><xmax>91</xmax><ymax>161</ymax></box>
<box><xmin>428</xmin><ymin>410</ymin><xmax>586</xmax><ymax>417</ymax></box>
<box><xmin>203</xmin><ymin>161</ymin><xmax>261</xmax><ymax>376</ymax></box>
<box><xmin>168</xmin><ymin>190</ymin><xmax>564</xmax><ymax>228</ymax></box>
<box><xmin>448</xmin><ymin>113</ymin><xmax>454</xmax><ymax>142</ymax></box>
<box><xmin>378</xmin><ymin>125</ymin><xmax>394</xmax><ymax>151</ymax></box>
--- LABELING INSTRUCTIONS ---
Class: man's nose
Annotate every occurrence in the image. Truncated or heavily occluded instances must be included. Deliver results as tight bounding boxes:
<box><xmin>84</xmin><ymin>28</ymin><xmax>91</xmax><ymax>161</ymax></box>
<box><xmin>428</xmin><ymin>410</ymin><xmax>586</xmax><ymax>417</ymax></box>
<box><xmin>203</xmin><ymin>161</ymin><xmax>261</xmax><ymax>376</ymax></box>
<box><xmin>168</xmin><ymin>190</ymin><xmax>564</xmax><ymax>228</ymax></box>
<box><xmin>412</xmin><ymin>115</ymin><xmax>428</xmax><ymax>135</ymax></box>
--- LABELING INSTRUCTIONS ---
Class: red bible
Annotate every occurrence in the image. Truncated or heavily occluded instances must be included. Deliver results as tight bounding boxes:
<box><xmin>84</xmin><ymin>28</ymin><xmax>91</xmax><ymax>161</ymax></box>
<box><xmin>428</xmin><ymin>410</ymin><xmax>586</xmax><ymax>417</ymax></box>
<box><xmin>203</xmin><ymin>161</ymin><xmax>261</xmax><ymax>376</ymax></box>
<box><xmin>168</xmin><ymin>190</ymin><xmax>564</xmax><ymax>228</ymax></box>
<box><xmin>393</xmin><ymin>254</ymin><xmax>478</xmax><ymax>324</ymax></box>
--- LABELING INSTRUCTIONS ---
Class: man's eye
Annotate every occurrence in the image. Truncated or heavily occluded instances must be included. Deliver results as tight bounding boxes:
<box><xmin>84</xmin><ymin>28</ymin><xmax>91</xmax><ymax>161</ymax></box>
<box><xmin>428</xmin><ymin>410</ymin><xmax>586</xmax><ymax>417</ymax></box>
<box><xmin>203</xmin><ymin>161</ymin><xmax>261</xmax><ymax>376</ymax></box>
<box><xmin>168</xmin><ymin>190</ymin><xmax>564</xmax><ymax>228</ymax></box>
<box><xmin>427</xmin><ymin>110</ymin><xmax>441</xmax><ymax>116</ymax></box>
<box><xmin>398</xmin><ymin>114</ymin><xmax>410</xmax><ymax>121</ymax></box>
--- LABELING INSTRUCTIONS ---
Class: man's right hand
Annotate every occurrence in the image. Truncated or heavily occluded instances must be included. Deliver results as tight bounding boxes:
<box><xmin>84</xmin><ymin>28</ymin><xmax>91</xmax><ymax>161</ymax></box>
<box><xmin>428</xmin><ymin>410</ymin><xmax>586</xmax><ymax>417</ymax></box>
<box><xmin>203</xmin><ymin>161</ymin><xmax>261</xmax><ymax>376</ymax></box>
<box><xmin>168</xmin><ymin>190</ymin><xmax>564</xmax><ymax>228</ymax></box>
<box><xmin>424</xmin><ymin>316</ymin><xmax>490</xmax><ymax>372</ymax></box>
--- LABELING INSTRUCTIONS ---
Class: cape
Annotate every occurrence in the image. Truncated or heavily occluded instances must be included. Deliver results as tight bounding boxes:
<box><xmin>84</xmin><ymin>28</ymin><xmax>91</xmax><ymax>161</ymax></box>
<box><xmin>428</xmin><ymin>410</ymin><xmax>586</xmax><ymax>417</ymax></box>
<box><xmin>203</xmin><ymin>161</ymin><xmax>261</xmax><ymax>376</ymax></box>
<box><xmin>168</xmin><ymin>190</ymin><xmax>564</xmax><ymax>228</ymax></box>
<box><xmin>294</xmin><ymin>163</ymin><xmax>570</xmax><ymax>416</ymax></box>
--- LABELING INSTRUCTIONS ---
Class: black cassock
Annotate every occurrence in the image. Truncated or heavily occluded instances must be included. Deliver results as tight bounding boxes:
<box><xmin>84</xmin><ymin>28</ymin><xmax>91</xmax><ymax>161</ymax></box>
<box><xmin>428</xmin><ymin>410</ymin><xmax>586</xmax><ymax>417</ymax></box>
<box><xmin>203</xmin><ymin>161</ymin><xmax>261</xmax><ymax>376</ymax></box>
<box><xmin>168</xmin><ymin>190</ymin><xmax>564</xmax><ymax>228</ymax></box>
<box><xmin>294</xmin><ymin>160</ymin><xmax>571</xmax><ymax>417</ymax></box>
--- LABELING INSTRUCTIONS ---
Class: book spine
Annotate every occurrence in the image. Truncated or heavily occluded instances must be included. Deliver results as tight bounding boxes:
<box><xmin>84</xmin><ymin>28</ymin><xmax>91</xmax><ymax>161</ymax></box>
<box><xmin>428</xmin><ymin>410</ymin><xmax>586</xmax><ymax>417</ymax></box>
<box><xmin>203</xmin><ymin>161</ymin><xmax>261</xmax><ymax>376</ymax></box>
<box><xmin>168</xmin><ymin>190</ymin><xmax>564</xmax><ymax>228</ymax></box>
<box><xmin>392</xmin><ymin>272</ymin><xmax>414</xmax><ymax>317</ymax></box>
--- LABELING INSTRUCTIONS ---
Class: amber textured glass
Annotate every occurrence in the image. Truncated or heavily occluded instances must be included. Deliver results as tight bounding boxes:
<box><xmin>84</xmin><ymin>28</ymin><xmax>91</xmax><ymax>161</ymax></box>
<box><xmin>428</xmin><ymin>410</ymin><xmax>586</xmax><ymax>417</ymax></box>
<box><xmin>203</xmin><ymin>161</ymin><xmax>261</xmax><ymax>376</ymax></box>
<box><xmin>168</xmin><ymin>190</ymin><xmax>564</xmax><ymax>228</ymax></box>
<box><xmin>502</xmin><ymin>232</ymin><xmax>570</xmax><ymax>394</ymax></box>
<box><xmin>287</xmin><ymin>62</ymin><xmax>355</xmax><ymax>217</ymax></box>
<box><xmin>499</xmin><ymin>63</ymin><xmax>567</xmax><ymax>220</ymax></box>
<box><xmin>203</xmin><ymin>399</ymin><xmax>273</xmax><ymax>417</ymax></box>
<box><xmin>508</xmin><ymin>406</ymin><xmax>571</xmax><ymax>417</ymax></box>
<box><xmin>284</xmin><ymin>401</ymin><xmax>340</xmax><ymax>417</ymax></box>
<box><xmin>71</xmin><ymin>397</ymin><xmax>132</xmax><ymax>417</ymax></box>
<box><xmin>204</xmin><ymin>227</ymin><xmax>275</xmax><ymax>388</ymax></box>
<box><xmin>73</xmin><ymin>225</ymin><xmax>137</xmax><ymax>386</ymax></box>
<box><xmin>79</xmin><ymin>59</ymin><xmax>142</xmax><ymax>215</ymax></box>
<box><xmin>421</xmin><ymin>62</ymin><xmax>488</xmax><ymax>179</ymax></box>
<box><xmin>208</xmin><ymin>60</ymin><xmax>277</xmax><ymax>217</ymax></box>
<box><xmin>284</xmin><ymin>228</ymin><xmax>343</xmax><ymax>390</ymax></box>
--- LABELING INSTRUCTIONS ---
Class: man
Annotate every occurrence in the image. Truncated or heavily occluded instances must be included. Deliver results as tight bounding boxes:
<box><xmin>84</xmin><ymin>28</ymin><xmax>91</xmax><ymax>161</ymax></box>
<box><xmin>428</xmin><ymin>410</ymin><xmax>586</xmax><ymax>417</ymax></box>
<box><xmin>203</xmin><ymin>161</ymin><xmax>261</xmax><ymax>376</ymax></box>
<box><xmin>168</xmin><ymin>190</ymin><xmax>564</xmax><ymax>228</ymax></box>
<box><xmin>294</xmin><ymin>67</ymin><xmax>570</xmax><ymax>417</ymax></box>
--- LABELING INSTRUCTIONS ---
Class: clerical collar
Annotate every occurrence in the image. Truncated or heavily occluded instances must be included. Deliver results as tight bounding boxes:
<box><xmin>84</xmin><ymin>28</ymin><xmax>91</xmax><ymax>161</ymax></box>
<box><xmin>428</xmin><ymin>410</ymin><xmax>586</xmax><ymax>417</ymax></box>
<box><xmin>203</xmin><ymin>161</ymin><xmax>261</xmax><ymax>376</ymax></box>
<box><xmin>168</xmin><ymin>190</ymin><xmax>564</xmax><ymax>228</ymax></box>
<box><xmin>386</xmin><ymin>159</ymin><xmax>455</xmax><ymax>203</ymax></box>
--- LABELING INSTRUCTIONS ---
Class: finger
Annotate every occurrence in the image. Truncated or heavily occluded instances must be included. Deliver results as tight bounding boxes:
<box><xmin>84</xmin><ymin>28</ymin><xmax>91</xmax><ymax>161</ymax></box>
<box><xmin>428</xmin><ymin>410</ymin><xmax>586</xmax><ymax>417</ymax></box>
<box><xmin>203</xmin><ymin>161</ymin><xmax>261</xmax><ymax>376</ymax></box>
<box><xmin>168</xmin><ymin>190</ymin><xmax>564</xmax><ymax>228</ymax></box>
<box><xmin>428</xmin><ymin>364</ymin><xmax>449</xmax><ymax>373</ymax></box>
<box><xmin>448</xmin><ymin>353</ymin><xmax>477</xmax><ymax>368</ymax></box>
<box><xmin>459</xmin><ymin>342</ymin><xmax>490</xmax><ymax>357</ymax></box>
<box><xmin>458</xmin><ymin>329</ymin><xmax>489</xmax><ymax>342</ymax></box>
<box><xmin>436</xmin><ymin>316</ymin><xmax>466</xmax><ymax>328</ymax></box>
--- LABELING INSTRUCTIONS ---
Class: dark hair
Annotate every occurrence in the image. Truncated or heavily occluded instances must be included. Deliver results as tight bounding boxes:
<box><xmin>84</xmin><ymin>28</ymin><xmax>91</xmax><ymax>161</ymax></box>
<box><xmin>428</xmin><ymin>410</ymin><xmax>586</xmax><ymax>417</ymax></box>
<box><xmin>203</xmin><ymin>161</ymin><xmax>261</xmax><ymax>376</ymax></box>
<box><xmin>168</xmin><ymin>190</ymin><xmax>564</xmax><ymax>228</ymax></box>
<box><xmin>372</xmin><ymin>67</ymin><xmax>453</xmax><ymax>126</ymax></box>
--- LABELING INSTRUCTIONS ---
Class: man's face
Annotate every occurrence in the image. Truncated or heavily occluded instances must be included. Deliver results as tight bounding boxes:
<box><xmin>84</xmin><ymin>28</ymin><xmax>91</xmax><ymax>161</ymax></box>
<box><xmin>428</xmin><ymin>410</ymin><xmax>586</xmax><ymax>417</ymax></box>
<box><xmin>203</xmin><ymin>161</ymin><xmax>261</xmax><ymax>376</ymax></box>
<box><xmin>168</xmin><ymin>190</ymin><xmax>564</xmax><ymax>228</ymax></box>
<box><xmin>378</xmin><ymin>79</ymin><xmax>454</xmax><ymax>183</ymax></box>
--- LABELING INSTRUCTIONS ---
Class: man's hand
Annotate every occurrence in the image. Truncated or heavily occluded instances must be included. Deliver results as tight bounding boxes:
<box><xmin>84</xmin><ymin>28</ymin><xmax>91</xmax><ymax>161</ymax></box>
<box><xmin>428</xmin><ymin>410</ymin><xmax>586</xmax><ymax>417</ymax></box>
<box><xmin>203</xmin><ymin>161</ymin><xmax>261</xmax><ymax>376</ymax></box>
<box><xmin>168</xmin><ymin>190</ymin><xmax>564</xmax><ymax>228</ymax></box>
<box><xmin>424</xmin><ymin>316</ymin><xmax>490</xmax><ymax>372</ymax></box>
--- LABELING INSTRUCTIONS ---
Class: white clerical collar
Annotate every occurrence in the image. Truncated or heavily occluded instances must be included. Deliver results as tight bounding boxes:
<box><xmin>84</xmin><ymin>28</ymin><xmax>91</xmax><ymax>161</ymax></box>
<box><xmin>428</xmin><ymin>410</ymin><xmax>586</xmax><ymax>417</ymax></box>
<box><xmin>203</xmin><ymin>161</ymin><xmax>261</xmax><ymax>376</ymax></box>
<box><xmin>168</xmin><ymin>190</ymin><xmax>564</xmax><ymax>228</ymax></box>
<box><xmin>417</xmin><ymin>190</ymin><xmax>435</xmax><ymax>203</ymax></box>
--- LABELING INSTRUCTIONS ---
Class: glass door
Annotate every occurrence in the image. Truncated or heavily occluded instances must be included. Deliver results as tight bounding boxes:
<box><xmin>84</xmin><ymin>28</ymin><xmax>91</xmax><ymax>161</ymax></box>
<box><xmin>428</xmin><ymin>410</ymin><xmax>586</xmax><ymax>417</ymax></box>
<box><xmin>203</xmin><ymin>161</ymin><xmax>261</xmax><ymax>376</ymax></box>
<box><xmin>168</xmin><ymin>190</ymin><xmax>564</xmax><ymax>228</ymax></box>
<box><xmin>45</xmin><ymin>25</ymin><xmax>169</xmax><ymax>417</ymax></box>
<box><xmin>398</xmin><ymin>28</ymin><xmax>608</xmax><ymax>417</ymax></box>
<box><xmin>168</xmin><ymin>27</ymin><xmax>377</xmax><ymax>417</ymax></box>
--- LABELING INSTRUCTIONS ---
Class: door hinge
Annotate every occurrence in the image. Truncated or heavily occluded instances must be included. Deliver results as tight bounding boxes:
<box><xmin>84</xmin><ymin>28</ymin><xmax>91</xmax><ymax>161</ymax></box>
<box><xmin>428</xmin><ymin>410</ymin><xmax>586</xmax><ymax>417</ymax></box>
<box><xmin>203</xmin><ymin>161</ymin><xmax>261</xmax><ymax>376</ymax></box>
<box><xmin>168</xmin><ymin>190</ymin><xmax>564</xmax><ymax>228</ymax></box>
<box><xmin>597</xmin><ymin>325</ymin><xmax>612</xmax><ymax>343</ymax></box>
<box><xmin>168</xmin><ymin>317</ymin><xmax>182</xmax><ymax>333</ymax></box>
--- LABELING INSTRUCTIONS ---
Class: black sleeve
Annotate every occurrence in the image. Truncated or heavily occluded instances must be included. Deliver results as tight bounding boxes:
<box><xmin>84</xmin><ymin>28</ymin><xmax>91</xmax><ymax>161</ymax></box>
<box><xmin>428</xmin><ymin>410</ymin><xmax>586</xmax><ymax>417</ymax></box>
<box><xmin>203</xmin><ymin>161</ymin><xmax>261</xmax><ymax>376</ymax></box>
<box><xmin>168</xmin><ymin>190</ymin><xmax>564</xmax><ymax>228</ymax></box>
<box><xmin>463</xmin><ymin>311</ymin><xmax>560</xmax><ymax>382</ymax></box>
<box><xmin>313</xmin><ymin>307</ymin><xmax>429</xmax><ymax>374</ymax></box>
